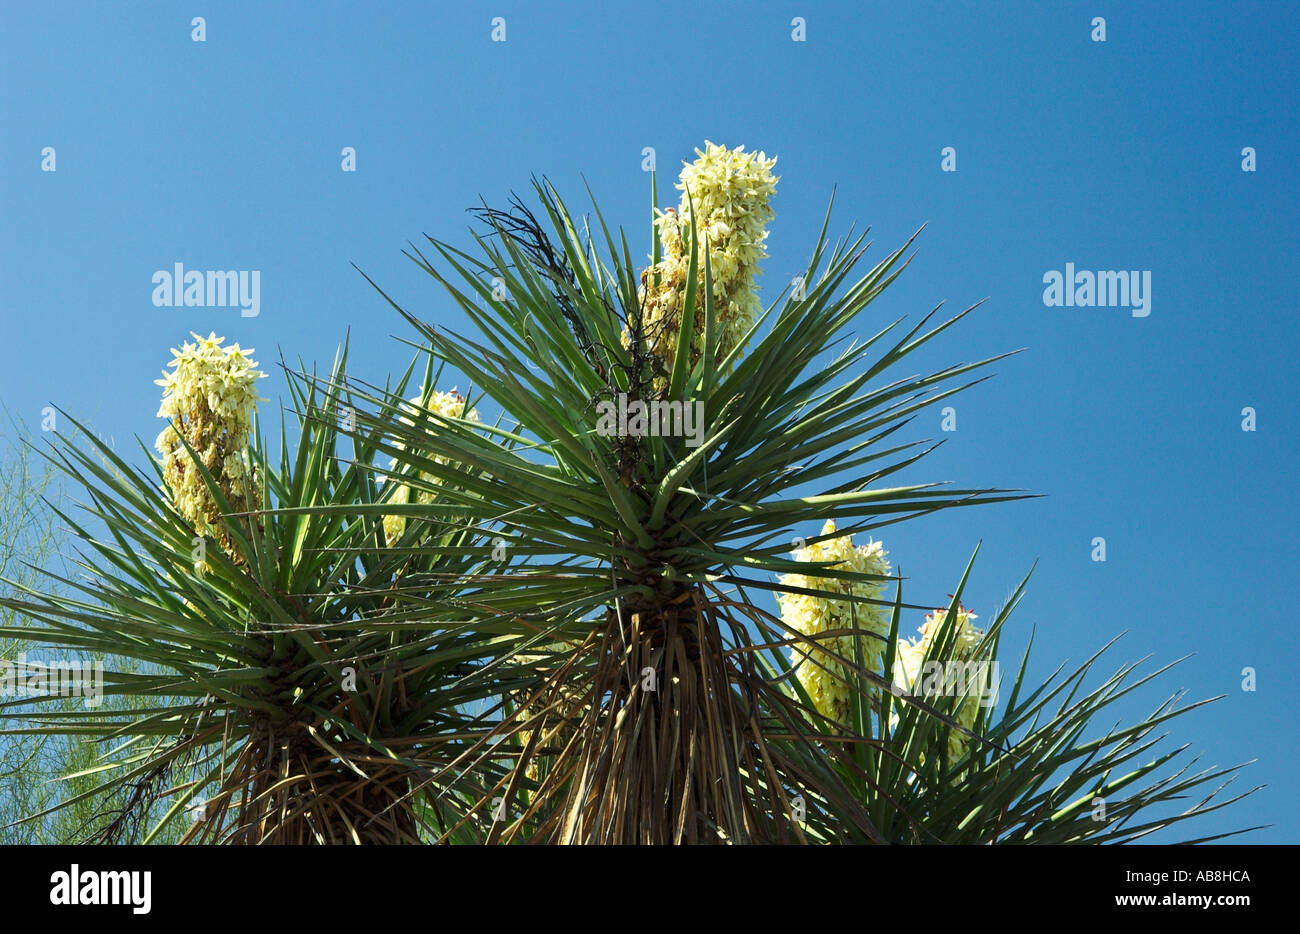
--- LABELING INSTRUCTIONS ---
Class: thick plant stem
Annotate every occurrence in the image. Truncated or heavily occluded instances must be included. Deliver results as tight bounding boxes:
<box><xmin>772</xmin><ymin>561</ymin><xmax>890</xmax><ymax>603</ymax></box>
<box><xmin>553</xmin><ymin>590</ymin><xmax>767</xmax><ymax>844</ymax></box>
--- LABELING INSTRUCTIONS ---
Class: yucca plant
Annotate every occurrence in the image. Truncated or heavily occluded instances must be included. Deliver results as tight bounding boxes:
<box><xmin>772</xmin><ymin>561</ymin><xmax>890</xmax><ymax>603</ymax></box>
<box><xmin>770</xmin><ymin>540</ymin><xmax>1262</xmax><ymax>843</ymax></box>
<box><xmin>343</xmin><ymin>144</ymin><xmax>1033</xmax><ymax>843</ymax></box>
<box><xmin>0</xmin><ymin>343</ymin><xmax>537</xmax><ymax>843</ymax></box>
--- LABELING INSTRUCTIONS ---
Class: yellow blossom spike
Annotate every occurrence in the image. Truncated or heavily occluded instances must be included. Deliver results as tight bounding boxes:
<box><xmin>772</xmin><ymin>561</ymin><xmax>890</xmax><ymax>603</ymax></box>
<box><xmin>155</xmin><ymin>332</ymin><xmax>265</xmax><ymax>564</ymax></box>
<box><xmin>777</xmin><ymin>519</ymin><xmax>891</xmax><ymax>724</ymax></box>
<box><xmin>891</xmin><ymin>604</ymin><xmax>989</xmax><ymax>765</ymax></box>
<box><xmin>628</xmin><ymin>142</ymin><xmax>778</xmax><ymax>392</ymax></box>
<box><xmin>381</xmin><ymin>390</ymin><xmax>481</xmax><ymax>546</ymax></box>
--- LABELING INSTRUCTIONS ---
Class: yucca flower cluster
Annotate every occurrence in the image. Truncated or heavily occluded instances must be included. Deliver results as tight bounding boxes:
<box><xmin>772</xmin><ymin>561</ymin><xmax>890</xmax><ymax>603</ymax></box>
<box><xmin>777</xmin><ymin>520</ymin><xmax>892</xmax><ymax>724</ymax></box>
<box><xmin>382</xmin><ymin>389</ymin><xmax>480</xmax><ymax>546</ymax></box>
<box><xmin>154</xmin><ymin>332</ymin><xmax>264</xmax><ymax>563</ymax></box>
<box><xmin>893</xmin><ymin>605</ymin><xmax>988</xmax><ymax>764</ymax></box>
<box><xmin>635</xmin><ymin>141</ymin><xmax>778</xmax><ymax>389</ymax></box>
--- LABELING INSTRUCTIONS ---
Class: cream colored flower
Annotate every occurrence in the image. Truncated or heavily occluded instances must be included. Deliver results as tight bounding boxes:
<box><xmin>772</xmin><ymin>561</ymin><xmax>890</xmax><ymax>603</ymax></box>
<box><xmin>155</xmin><ymin>332</ymin><xmax>264</xmax><ymax>565</ymax></box>
<box><xmin>891</xmin><ymin>637</ymin><xmax>926</xmax><ymax>697</ymax></box>
<box><xmin>891</xmin><ymin>605</ymin><xmax>990</xmax><ymax>764</ymax></box>
<box><xmin>631</xmin><ymin>141</ymin><xmax>778</xmax><ymax>391</ymax></box>
<box><xmin>382</xmin><ymin>389</ymin><xmax>480</xmax><ymax>546</ymax></box>
<box><xmin>777</xmin><ymin>519</ymin><xmax>892</xmax><ymax>724</ymax></box>
<box><xmin>915</xmin><ymin>605</ymin><xmax>983</xmax><ymax>661</ymax></box>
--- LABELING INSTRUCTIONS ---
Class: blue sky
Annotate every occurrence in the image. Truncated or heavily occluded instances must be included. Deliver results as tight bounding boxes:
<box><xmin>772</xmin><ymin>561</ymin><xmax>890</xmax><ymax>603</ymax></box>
<box><xmin>2</xmin><ymin>0</ymin><xmax>1296</xmax><ymax>842</ymax></box>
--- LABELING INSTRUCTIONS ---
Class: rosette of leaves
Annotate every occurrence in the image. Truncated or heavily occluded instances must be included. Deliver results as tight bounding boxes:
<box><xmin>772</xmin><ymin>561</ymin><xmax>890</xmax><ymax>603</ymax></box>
<box><xmin>771</xmin><ymin>549</ymin><xmax>1262</xmax><ymax>843</ymax></box>
<box><xmin>0</xmin><ymin>350</ymin><xmax>539</xmax><ymax>843</ymax></box>
<box><xmin>345</xmin><ymin>168</ymin><xmax>1025</xmax><ymax>844</ymax></box>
